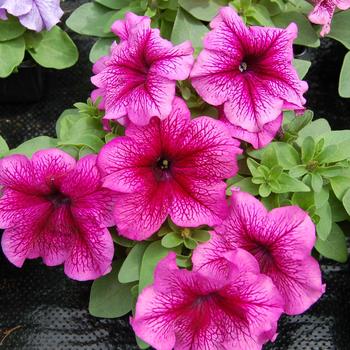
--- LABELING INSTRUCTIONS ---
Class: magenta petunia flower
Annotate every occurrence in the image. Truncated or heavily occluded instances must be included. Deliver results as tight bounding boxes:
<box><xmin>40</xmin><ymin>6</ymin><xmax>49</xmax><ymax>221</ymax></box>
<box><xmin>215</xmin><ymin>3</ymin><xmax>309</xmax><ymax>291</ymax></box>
<box><xmin>97</xmin><ymin>97</ymin><xmax>241</xmax><ymax>240</ymax></box>
<box><xmin>0</xmin><ymin>149</ymin><xmax>115</xmax><ymax>281</ymax></box>
<box><xmin>0</xmin><ymin>0</ymin><xmax>63</xmax><ymax>32</ymax></box>
<box><xmin>131</xmin><ymin>251</ymin><xmax>284</xmax><ymax>350</ymax></box>
<box><xmin>308</xmin><ymin>0</ymin><xmax>350</xmax><ymax>36</ymax></box>
<box><xmin>91</xmin><ymin>13</ymin><xmax>194</xmax><ymax>127</ymax></box>
<box><xmin>219</xmin><ymin>108</ymin><xmax>283</xmax><ymax>149</ymax></box>
<box><xmin>193</xmin><ymin>191</ymin><xmax>325</xmax><ymax>315</ymax></box>
<box><xmin>190</xmin><ymin>6</ymin><xmax>307</xmax><ymax>135</ymax></box>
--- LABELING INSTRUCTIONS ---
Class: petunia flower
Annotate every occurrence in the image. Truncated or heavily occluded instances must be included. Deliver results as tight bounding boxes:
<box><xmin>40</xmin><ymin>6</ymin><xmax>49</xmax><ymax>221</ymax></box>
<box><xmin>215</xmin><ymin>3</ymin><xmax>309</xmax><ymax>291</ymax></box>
<box><xmin>97</xmin><ymin>97</ymin><xmax>241</xmax><ymax>241</ymax></box>
<box><xmin>0</xmin><ymin>8</ymin><xmax>6</xmax><ymax>20</ymax></box>
<box><xmin>131</xmin><ymin>251</ymin><xmax>284</xmax><ymax>350</ymax></box>
<box><xmin>219</xmin><ymin>107</ymin><xmax>283</xmax><ymax>149</ymax></box>
<box><xmin>91</xmin><ymin>13</ymin><xmax>194</xmax><ymax>126</ymax></box>
<box><xmin>0</xmin><ymin>0</ymin><xmax>63</xmax><ymax>32</ymax></box>
<box><xmin>192</xmin><ymin>191</ymin><xmax>325</xmax><ymax>315</ymax></box>
<box><xmin>190</xmin><ymin>6</ymin><xmax>307</xmax><ymax>135</ymax></box>
<box><xmin>0</xmin><ymin>149</ymin><xmax>115</xmax><ymax>281</ymax></box>
<box><xmin>308</xmin><ymin>0</ymin><xmax>350</xmax><ymax>36</ymax></box>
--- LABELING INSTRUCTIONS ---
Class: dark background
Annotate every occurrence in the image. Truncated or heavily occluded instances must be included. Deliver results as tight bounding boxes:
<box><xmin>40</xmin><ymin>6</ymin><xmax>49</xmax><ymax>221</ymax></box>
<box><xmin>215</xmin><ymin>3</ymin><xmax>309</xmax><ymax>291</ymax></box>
<box><xmin>0</xmin><ymin>3</ymin><xmax>350</xmax><ymax>348</ymax></box>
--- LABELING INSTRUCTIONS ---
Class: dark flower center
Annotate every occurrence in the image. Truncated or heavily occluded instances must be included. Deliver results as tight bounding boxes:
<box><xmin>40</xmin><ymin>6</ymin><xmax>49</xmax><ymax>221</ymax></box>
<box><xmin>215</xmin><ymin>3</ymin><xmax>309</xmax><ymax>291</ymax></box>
<box><xmin>45</xmin><ymin>190</ymin><xmax>71</xmax><ymax>208</ymax></box>
<box><xmin>245</xmin><ymin>240</ymin><xmax>274</xmax><ymax>273</ymax></box>
<box><xmin>157</xmin><ymin>158</ymin><xmax>171</xmax><ymax>170</ymax></box>
<box><xmin>153</xmin><ymin>157</ymin><xmax>172</xmax><ymax>181</ymax></box>
<box><xmin>239</xmin><ymin>61</ymin><xmax>248</xmax><ymax>73</ymax></box>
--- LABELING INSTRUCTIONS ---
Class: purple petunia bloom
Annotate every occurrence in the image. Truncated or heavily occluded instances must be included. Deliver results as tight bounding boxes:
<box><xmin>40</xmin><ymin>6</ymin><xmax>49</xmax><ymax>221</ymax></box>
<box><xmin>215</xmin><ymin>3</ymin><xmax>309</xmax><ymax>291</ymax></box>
<box><xmin>190</xmin><ymin>7</ymin><xmax>307</xmax><ymax>142</ymax></box>
<box><xmin>97</xmin><ymin>97</ymin><xmax>241</xmax><ymax>241</ymax></box>
<box><xmin>0</xmin><ymin>8</ymin><xmax>7</xmax><ymax>20</ymax></box>
<box><xmin>91</xmin><ymin>13</ymin><xmax>194</xmax><ymax>127</ymax></box>
<box><xmin>0</xmin><ymin>0</ymin><xmax>63</xmax><ymax>32</ymax></box>
<box><xmin>0</xmin><ymin>149</ymin><xmax>115</xmax><ymax>281</ymax></box>
<box><xmin>131</xmin><ymin>251</ymin><xmax>284</xmax><ymax>350</ymax></box>
<box><xmin>308</xmin><ymin>0</ymin><xmax>350</xmax><ymax>36</ymax></box>
<box><xmin>192</xmin><ymin>191</ymin><xmax>326</xmax><ymax>315</ymax></box>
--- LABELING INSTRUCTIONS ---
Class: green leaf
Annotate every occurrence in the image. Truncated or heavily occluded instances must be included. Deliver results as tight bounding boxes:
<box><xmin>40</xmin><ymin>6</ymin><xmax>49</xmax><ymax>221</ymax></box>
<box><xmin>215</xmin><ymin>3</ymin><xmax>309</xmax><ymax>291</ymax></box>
<box><xmin>192</xmin><ymin>230</ymin><xmax>211</xmax><ymax>242</ymax></box>
<box><xmin>171</xmin><ymin>8</ymin><xmax>209</xmax><ymax>51</ymax></box>
<box><xmin>0</xmin><ymin>135</ymin><xmax>9</xmax><ymax>157</ymax></box>
<box><xmin>28</xmin><ymin>26</ymin><xmax>78</xmax><ymax>69</ymax></box>
<box><xmin>89</xmin><ymin>37</ymin><xmax>114</xmax><ymax>63</ymax></box>
<box><xmin>8</xmin><ymin>136</ymin><xmax>58</xmax><ymax>157</ymax></box>
<box><xmin>315</xmin><ymin>203</ymin><xmax>332</xmax><ymax>240</ymax></box>
<box><xmin>269</xmin><ymin>142</ymin><xmax>300</xmax><ymax>170</ymax></box>
<box><xmin>259</xmin><ymin>183</ymin><xmax>271</xmax><ymax>197</ymax></box>
<box><xmin>0</xmin><ymin>15</ymin><xmax>26</xmax><ymax>41</ymax></box>
<box><xmin>227</xmin><ymin>177</ymin><xmax>259</xmax><ymax>196</ymax></box>
<box><xmin>139</xmin><ymin>241</ymin><xmax>169</xmax><ymax>293</ymax></box>
<box><xmin>161</xmin><ymin>232</ymin><xmax>183</xmax><ymax>248</ymax></box>
<box><xmin>291</xmin><ymin>191</ymin><xmax>314</xmax><ymax>210</ymax></box>
<box><xmin>272</xmin><ymin>11</ymin><xmax>319</xmax><ymax>47</ymax></box>
<box><xmin>78</xmin><ymin>146</ymin><xmax>95</xmax><ymax>158</ymax></box>
<box><xmin>315</xmin><ymin>223</ymin><xmax>348</xmax><ymax>263</ymax></box>
<box><xmin>58</xmin><ymin>145</ymin><xmax>79</xmax><ymax>159</ymax></box>
<box><xmin>296</xmin><ymin>118</ymin><xmax>331</xmax><ymax>145</ymax></box>
<box><xmin>276</xmin><ymin>173</ymin><xmax>310</xmax><ymax>193</ymax></box>
<box><xmin>327</xmin><ymin>10</ymin><xmax>350</xmax><ymax>50</ymax></box>
<box><xmin>311</xmin><ymin>173</ymin><xmax>323</xmax><ymax>192</ymax></box>
<box><xmin>58</xmin><ymin>114</ymin><xmax>105</xmax><ymax>142</ymax></box>
<box><xmin>301</xmin><ymin>136</ymin><xmax>316</xmax><ymax>163</ymax></box>
<box><xmin>342</xmin><ymin>188</ymin><xmax>350</xmax><ymax>216</ymax></box>
<box><xmin>330</xmin><ymin>176</ymin><xmax>350</xmax><ymax>200</ymax></box>
<box><xmin>0</xmin><ymin>35</ymin><xmax>25</xmax><ymax>78</ymax></box>
<box><xmin>247</xmin><ymin>158</ymin><xmax>261</xmax><ymax>176</ymax></box>
<box><xmin>119</xmin><ymin>243</ymin><xmax>149</xmax><ymax>283</ymax></box>
<box><xmin>184</xmin><ymin>237</ymin><xmax>198</xmax><ymax>250</ymax></box>
<box><xmin>247</xmin><ymin>4</ymin><xmax>275</xmax><ymax>26</ymax></box>
<box><xmin>58</xmin><ymin>135</ymin><xmax>105</xmax><ymax>153</ymax></box>
<box><xmin>339</xmin><ymin>51</ymin><xmax>350</xmax><ymax>98</ymax></box>
<box><xmin>178</xmin><ymin>0</ymin><xmax>224</xmax><ymax>21</ymax></box>
<box><xmin>329</xmin><ymin>192</ymin><xmax>350</xmax><ymax>222</ymax></box>
<box><xmin>316</xmin><ymin>144</ymin><xmax>339</xmax><ymax>163</ymax></box>
<box><xmin>293</xmin><ymin>59</ymin><xmax>311</xmax><ymax>79</ymax></box>
<box><xmin>89</xmin><ymin>261</ymin><xmax>134</xmax><ymax>318</ymax></box>
<box><xmin>95</xmin><ymin>0</ymin><xmax>132</xmax><ymax>9</ymax></box>
<box><xmin>66</xmin><ymin>3</ymin><xmax>115</xmax><ymax>37</ymax></box>
<box><xmin>289</xmin><ymin>165</ymin><xmax>308</xmax><ymax>178</ymax></box>
<box><xmin>314</xmin><ymin>186</ymin><xmax>329</xmax><ymax>209</ymax></box>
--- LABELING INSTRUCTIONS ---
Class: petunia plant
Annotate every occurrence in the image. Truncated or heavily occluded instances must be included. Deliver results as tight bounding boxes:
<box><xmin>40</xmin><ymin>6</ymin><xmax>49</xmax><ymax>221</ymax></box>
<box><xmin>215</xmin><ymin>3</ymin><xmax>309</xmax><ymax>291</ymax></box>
<box><xmin>0</xmin><ymin>6</ymin><xmax>349</xmax><ymax>350</ymax></box>
<box><xmin>0</xmin><ymin>0</ymin><xmax>78</xmax><ymax>78</ymax></box>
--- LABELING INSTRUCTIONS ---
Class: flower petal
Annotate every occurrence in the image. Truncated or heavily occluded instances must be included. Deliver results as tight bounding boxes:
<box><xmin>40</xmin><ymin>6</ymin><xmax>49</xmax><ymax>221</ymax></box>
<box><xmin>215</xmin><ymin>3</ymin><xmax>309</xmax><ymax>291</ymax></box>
<box><xmin>111</xmin><ymin>12</ymin><xmax>149</xmax><ymax>40</ymax></box>
<box><xmin>64</xmin><ymin>222</ymin><xmax>114</xmax><ymax>281</ymax></box>
<box><xmin>0</xmin><ymin>0</ymin><xmax>32</xmax><ymax>16</ymax></box>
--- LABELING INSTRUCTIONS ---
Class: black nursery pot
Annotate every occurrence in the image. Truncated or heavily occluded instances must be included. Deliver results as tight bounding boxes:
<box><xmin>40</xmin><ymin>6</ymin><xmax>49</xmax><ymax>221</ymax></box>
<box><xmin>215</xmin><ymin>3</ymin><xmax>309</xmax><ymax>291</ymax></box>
<box><xmin>0</xmin><ymin>59</ymin><xmax>46</xmax><ymax>104</ymax></box>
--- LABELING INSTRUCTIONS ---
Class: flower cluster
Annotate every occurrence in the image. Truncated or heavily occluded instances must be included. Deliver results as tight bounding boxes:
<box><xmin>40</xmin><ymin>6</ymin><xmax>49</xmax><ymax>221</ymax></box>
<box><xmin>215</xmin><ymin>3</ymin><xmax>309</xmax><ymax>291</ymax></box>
<box><xmin>0</xmin><ymin>0</ymin><xmax>63</xmax><ymax>32</ymax></box>
<box><xmin>0</xmin><ymin>7</ymin><xmax>326</xmax><ymax>350</ymax></box>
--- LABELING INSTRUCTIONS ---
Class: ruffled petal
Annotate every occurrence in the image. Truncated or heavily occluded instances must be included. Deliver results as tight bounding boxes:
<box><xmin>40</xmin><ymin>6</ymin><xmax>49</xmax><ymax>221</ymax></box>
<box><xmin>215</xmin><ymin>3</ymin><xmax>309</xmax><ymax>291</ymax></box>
<box><xmin>64</xmin><ymin>222</ymin><xmax>114</xmax><ymax>281</ymax></box>
<box><xmin>0</xmin><ymin>0</ymin><xmax>32</xmax><ymax>16</ymax></box>
<box><xmin>113</xmin><ymin>183</ymin><xmax>170</xmax><ymax>240</ymax></box>
<box><xmin>111</xmin><ymin>12</ymin><xmax>149</xmax><ymax>40</ymax></box>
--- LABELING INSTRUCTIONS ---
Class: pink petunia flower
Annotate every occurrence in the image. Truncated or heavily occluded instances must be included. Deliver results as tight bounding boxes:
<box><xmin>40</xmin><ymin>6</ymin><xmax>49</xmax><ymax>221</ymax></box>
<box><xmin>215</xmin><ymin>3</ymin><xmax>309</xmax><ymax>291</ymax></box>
<box><xmin>0</xmin><ymin>0</ymin><xmax>63</xmax><ymax>32</ymax></box>
<box><xmin>97</xmin><ymin>97</ymin><xmax>241</xmax><ymax>241</ymax></box>
<box><xmin>131</xmin><ymin>251</ymin><xmax>284</xmax><ymax>350</ymax></box>
<box><xmin>308</xmin><ymin>0</ymin><xmax>350</xmax><ymax>36</ymax></box>
<box><xmin>192</xmin><ymin>191</ymin><xmax>326</xmax><ymax>315</ymax></box>
<box><xmin>91</xmin><ymin>13</ymin><xmax>194</xmax><ymax>127</ymax></box>
<box><xmin>0</xmin><ymin>149</ymin><xmax>115</xmax><ymax>281</ymax></box>
<box><xmin>219</xmin><ymin>107</ymin><xmax>283</xmax><ymax>149</ymax></box>
<box><xmin>190</xmin><ymin>6</ymin><xmax>307</xmax><ymax>135</ymax></box>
